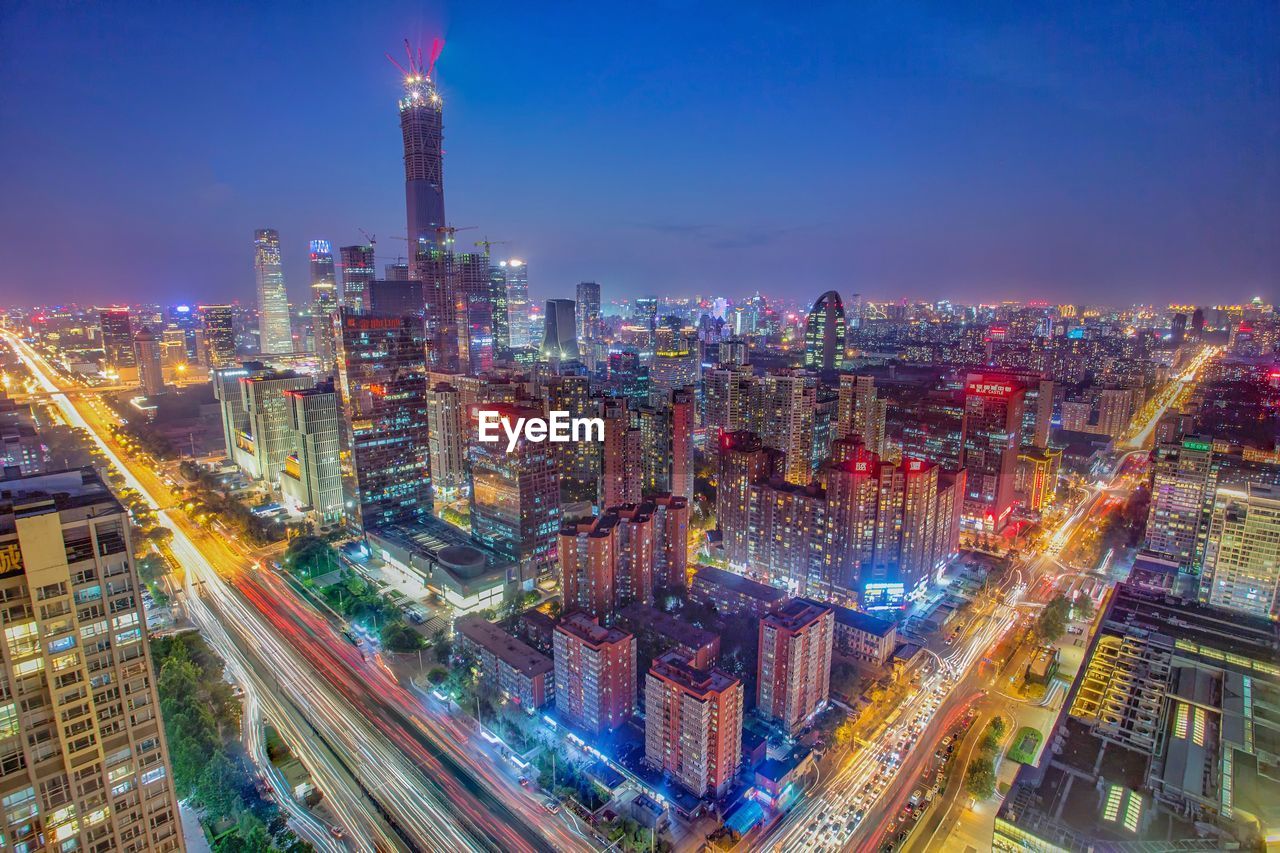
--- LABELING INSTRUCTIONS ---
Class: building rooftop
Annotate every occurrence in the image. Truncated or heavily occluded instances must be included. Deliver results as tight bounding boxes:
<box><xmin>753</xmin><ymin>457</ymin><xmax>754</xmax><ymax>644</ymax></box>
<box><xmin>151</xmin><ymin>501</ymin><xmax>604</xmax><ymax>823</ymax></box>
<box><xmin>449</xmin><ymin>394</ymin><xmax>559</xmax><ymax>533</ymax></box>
<box><xmin>618</xmin><ymin>602</ymin><xmax>718</xmax><ymax>653</ymax></box>
<box><xmin>455</xmin><ymin>615</ymin><xmax>553</xmax><ymax>679</ymax></box>
<box><xmin>763</xmin><ymin>597</ymin><xmax>832</xmax><ymax>631</ymax></box>
<box><xmin>830</xmin><ymin>605</ymin><xmax>897</xmax><ymax>638</ymax></box>
<box><xmin>556</xmin><ymin>611</ymin><xmax>632</xmax><ymax>647</ymax></box>
<box><xmin>649</xmin><ymin>650</ymin><xmax>738</xmax><ymax>697</ymax></box>
<box><xmin>692</xmin><ymin>566</ymin><xmax>787</xmax><ymax>605</ymax></box>
<box><xmin>0</xmin><ymin>468</ymin><xmax>118</xmax><ymax>525</ymax></box>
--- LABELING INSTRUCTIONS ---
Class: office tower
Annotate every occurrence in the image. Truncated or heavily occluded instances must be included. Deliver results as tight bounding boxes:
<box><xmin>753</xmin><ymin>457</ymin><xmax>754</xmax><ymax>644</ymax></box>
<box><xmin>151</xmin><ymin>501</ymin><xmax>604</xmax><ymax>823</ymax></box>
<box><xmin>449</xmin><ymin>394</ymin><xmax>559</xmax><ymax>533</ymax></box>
<box><xmin>644</xmin><ymin>651</ymin><xmax>743</xmax><ymax>798</ymax></box>
<box><xmin>607</xmin><ymin>350</ymin><xmax>649</xmax><ymax>406</ymax></box>
<box><xmin>600</xmin><ymin>399</ymin><xmax>641</xmax><ymax>507</ymax></box>
<box><xmin>554</xmin><ymin>613</ymin><xmax>636</xmax><ymax>734</ymax></box>
<box><xmin>803</xmin><ymin>290</ymin><xmax>847</xmax><ymax>372</ymax></box>
<box><xmin>426</xmin><ymin>382</ymin><xmax>467</xmax><ymax>499</ymax></box>
<box><xmin>237</xmin><ymin>372</ymin><xmax>316</xmax><ymax>481</ymax></box>
<box><xmin>1200</xmin><ymin>484</ymin><xmax>1280</xmax><ymax>620</ymax></box>
<box><xmin>211</xmin><ymin>362</ymin><xmax>267</xmax><ymax>459</ymax></box>
<box><xmin>758</xmin><ymin>599</ymin><xmax>834</xmax><ymax>735</ymax></box>
<box><xmin>637</xmin><ymin>388</ymin><xmax>694</xmax><ymax>498</ymax></box>
<box><xmin>339</xmin><ymin>243</ymin><xmax>377</xmax><ymax>313</ymax></box>
<box><xmin>308</xmin><ymin>240</ymin><xmax>338</xmax><ymax>371</ymax></box>
<box><xmin>752</xmin><ymin>370</ymin><xmax>818</xmax><ymax>485</ymax></box>
<box><xmin>469</xmin><ymin>404</ymin><xmax>561</xmax><ymax>585</ymax></box>
<box><xmin>1015</xmin><ymin>446</ymin><xmax>1062</xmax><ymax>512</ymax></box>
<box><xmin>384</xmin><ymin>261</ymin><xmax>411</xmax><ymax>281</ymax></box>
<box><xmin>336</xmin><ymin>309</ymin><xmax>433</xmax><ymax>529</ymax></box>
<box><xmin>500</xmin><ymin>260</ymin><xmax>531</xmax><ymax>349</ymax></box>
<box><xmin>543</xmin><ymin>376</ymin><xmax>599</xmax><ymax>507</ymax></box>
<box><xmin>199</xmin><ymin>304</ymin><xmax>236</xmax><ymax>367</ymax></box>
<box><xmin>98</xmin><ymin>307</ymin><xmax>136</xmax><ymax>375</ymax></box>
<box><xmin>1191</xmin><ymin>307</ymin><xmax>1205</xmax><ymax>338</ymax></box>
<box><xmin>576</xmin><ymin>281</ymin><xmax>601</xmax><ymax>347</ymax></box>
<box><xmin>367</xmin><ymin>279</ymin><xmax>423</xmax><ymax>318</ymax></box>
<box><xmin>0</xmin><ymin>468</ymin><xmax>183</xmax><ymax>851</ymax></box>
<box><xmin>487</xmin><ymin>264</ymin><xmax>511</xmax><ymax>354</ymax></box>
<box><xmin>849</xmin><ymin>292</ymin><xmax>863</xmax><ymax>329</ymax></box>
<box><xmin>1024</xmin><ymin>378</ymin><xmax>1054</xmax><ymax>449</ymax></box>
<box><xmin>997</xmin><ymin>581</ymin><xmax>1280</xmax><ymax>850</ymax></box>
<box><xmin>452</xmin><ymin>250</ymin><xmax>497</xmax><ymax>373</ymax></box>
<box><xmin>418</xmin><ymin>247</ymin><xmax>461</xmax><ymax>372</ymax></box>
<box><xmin>133</xmin><ymin>326</ymin><xmax>166</xmax><ymax>396</ymax></box>
<box><xmin>1144</xmin><ymin>437</ymin><xmax>1213</xmax><ymax>569</ymax></box>
<box><xmin>703</xmin><ymin>364</ymin><xmax>753</xmax><ymax>434</ymax></box>
<box><xmin>635</xmin><ymin>297</ymin><xmax>658</xmax><ymax>342</ymax></box>
<box><xmin>254</xmin><ymin>228</ymin><xmax>293</xmax><ymax>354</ymax></box>
<box><xmin>398</xmin><ymin>51</ymin><xmax>446</xmax><ymax>277</ymax></box>
<box><xmin>718</xmin><ymin>337</ymin><xmax>748</xmax><ymax>366</ymax></box>
<box><xmin>280</xmin><ymin>384</ymin><xmax>344</xmax><ymax>524</ymax></box>
<box><xmin>717</xmin><ymin>431</ymin><xmax>782</xmax><ymax>567</ymax></box>
<box><xmin>651</xmin><ymin>330</ymin><xmax>701</xmax><ymax>393</ymax></box>
<box><xmin>541</xmin><ymin>299</ymin><xmax>578</xmax><ymax>365</ymax></box>
<box><xmin>558</xmin><ymin>514</ymin><xmax>618</xmax><ymax>620</ymax></box>
<box><xmin>960</xmin><ymin>373</ymin><xmax>1026</xmax><ymax>531</ymax></box>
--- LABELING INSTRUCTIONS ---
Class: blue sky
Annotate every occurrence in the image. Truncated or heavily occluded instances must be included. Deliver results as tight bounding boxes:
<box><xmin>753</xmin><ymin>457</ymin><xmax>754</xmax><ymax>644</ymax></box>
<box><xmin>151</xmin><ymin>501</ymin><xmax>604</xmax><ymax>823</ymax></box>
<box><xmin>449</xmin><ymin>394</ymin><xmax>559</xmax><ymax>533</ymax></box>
<box><xmin>1</xmin><ymin>1</ymin><xmax>1276</xmax><ymax>306</ymax></box>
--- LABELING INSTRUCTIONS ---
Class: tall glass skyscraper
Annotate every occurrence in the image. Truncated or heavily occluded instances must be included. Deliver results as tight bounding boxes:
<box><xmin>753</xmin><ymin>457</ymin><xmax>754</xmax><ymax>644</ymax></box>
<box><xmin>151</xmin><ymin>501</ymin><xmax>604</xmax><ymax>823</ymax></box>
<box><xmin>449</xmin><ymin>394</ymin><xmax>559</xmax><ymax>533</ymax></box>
<box><xmin>254</xmin><ymin>228</ymin><xmax>293</xmax><ymax>354</ymax></box>
<box><xmin>501</xmin><ymin>259</ymin><xmax>531</xmax><ymax>349</ymax></box>
<box><xmin>309</xmin><ymin>239</ymin><xmax>338</xmax><ymax>370</ymax></box>
<box><xmin>335</xmin><ymin>308</ymin><xmax>433</xmax><ymax>529</ymax></box>
<box><xmin>339</xmin><ymin>243</ymin><xmax>376</xmax><ymax>312</ymax></box>
<box><xmin>576</xmin><ymin>281</ymin><xmax>601</xmax><ymax>347</ymax></box>
<box><xmin>803</xmin><ymin>290</ymin><xmax>847</xmax><ymax>371</ymax></box>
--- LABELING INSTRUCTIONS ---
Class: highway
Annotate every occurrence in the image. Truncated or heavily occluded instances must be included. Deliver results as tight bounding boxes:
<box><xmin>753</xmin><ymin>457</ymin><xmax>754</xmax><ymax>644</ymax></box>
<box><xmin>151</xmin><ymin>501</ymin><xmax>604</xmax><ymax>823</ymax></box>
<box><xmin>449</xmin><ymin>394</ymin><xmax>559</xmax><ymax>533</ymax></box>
<box><xmin>7</xmin><ymin>333</ymin><xmax>593</xmax><ymax>853</ymax></box>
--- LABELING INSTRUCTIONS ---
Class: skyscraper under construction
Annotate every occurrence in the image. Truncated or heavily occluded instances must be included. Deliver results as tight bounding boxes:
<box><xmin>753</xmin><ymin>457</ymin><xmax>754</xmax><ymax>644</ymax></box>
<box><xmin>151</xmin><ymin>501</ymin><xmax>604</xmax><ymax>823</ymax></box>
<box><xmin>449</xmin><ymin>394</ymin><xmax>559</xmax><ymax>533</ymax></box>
<box><xmin>394</xmin><ymin>41</ymin><xmax>446</xmax><ymax>279</ymax></box>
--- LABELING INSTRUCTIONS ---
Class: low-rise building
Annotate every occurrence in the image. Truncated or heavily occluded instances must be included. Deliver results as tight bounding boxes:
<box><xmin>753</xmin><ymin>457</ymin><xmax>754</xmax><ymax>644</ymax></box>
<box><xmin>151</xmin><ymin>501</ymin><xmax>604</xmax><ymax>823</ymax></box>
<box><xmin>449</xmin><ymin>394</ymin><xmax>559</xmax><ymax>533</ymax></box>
<box><xmin>690</xmin><ymin>565</ymin><xmax>786</xmax><ymax>617</ymax></box>
<box><xmin>830</xmin><ymin>605</ymin><xmax>898</xmax><ymax>666</ymax></box>
<box><xmin>454</xmin><ymin>615</ymin><xmax>554</xmax><ymax>710</ymax></box>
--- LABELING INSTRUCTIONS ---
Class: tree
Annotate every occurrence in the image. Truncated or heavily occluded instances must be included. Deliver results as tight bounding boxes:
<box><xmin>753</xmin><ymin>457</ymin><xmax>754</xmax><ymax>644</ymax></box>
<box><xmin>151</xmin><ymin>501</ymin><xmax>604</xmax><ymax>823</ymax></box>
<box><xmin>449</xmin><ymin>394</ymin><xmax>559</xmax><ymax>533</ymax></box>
<box><xmin>984</xmin><ymin>716</ymin><xmax>1007</xmax><ymax>751</ymax></box>
<box><xmin>1072</xmin><ymin>592</ymin><xmax>1095</xmax><ymax>621</ymax></box>
<box><xmin>194</xmin><ymin>750</ymin><xmax>242</xmax><ymax>821</ymax></box>
<box><xmin>1035</xmin><ymin>594</ymin><xmax>1071</xmax><ymax>643</ymax></box>
<box><xmin>380</xmin><ymin>619</ymin><xmax>424</xmax><ymax>652</ymax></box>
<box><xmin>965</xmin><ymin>756</ymin><xmax>996</xmax><ymax>799</ymax></box>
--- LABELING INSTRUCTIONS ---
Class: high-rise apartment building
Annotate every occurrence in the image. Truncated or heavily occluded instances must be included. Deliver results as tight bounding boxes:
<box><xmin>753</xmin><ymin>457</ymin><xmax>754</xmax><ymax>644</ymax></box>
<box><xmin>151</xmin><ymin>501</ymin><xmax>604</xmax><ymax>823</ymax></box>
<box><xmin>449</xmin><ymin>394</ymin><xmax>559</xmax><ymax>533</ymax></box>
<box><xmin>644</xmin><ymin>651</ymin><xmax>743</xmax><ymax>798</ymax></box>
<box><xmin>1200</xmin><ymin>484</ymin><xmax>1280</xmax><ymax>620</ymax></box>
<box><xmin>758</xmin><ymin>598</ymin><xmax>834</xmax><ymax>735</ymax></box>
<box><xmin>198</xmin><ymin>304</ymin><xmax>237</xmax><ymax>368</ymax></box>
<box><xmin>398</xmin><ymin>54</ymin><xmax>446</xmax><ymax>277</ymax></box>
<box><xmin>1144</xmin><ymin>437</ymin><xmax>1213</xmax><ymax>569</ymax></box>
<box><xmin>600</xmin><ymin>399</ymin><xmax>642</xmax><ymax>508</ymax></box>
<box><xmin>558</xmin><ymin>514</ymin><xmax>617</xmax><ymax>620</ymax></box>
<box><xmin>553</xmin><ymin>613</ymin><xmax>636</xmax><ymax>734</ymax></box>
<box><xmin>426</xmin><ymin>382</ymin><xmax>467</xmax><ymax>499</ymax></box>
<box><xmin>279</xmin><ymin>384</ymin><xmax>344</xmax><ymax>525</ymax></box>
<box><xmin>960</xmin><ymin>373</ymin><xmax>1026</xmax><ymax>531</ymax></box>
<box><xmin>336</xmin><ymin>310</ymin><xmax>433</xmax><ymax>529</ymax></box>
<box><xmin>0</xmin><ymin>468</ymin><xmax>183</xmax><ymax>851</ymax></box>
<box><xmin>803</xmin><ymin>290</ymin><xmax>847</xmax><ymax>372</ymax></box>
<box><xmin>469</xmin><ymin>404</ymin><xmax>560</xmax><ymax>586</ymax></box>
<box><xmin>703</xmin><ymin>364</ymin><xmax>753</xmax><ymax>434</ymax></box>
<box><xmin>132</xmin><ymin>326</ymin><xmax>166</xmax><ymax>397</ymax></box>
<box><xmin>638</xmin><ymin>388</ymin><xmax>694</xmax><ymax>499</ymax></box>
<box><xmin>254</xmin><ymin>228</ymin><xmax>293</xmax><ymax>354</ymax></box>
<box><xmin>751</xmin><ymin>370</ymin><xmax>818</xmax><ymax>485</ymax></box>
<box><xmin>717</xmin><ymin>431</ymin><xmax>782</xmax><ymax>567</ymax></box>
<box><xmin>339</xmin><ymin>244</ymin><xmax>377</xmax><ymax>313</ymax></box>
<box><xmin>576</xmin><ymin>281</ymin><xmax>601</xmax><ymax>348</ymax></box>
<box><xmin>542</xmin><ymin>376</ymin><xmax>599</xmax><ymax>507</ymax></box>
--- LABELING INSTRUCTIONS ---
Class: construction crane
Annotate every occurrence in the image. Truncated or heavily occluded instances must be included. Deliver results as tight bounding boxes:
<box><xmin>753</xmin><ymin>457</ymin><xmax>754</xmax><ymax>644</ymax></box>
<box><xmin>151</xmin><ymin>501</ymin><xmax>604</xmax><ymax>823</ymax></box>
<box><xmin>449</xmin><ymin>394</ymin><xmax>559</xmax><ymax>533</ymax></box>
<box><xmin>475</xmin><ymin>237</ymin><xmax>509</xmax><ymax>257</ymax></box>
<box><xmin>435</xmin><ymin>224</ymin><xmax>477</xmax><ymax>244</ymax></box>
<box><xmin>358</xmin><ymin>228</ymin><xmax>376</xmax><ymax>248</ymax></box>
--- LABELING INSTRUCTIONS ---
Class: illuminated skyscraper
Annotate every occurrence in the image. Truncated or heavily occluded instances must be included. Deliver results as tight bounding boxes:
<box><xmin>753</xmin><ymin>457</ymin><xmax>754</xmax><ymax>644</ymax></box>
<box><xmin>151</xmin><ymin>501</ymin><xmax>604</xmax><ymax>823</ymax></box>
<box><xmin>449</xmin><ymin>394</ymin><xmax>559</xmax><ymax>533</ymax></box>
<box><xmin>339</xmin><ymin>244</ymin><xmax>377</xmax><ymax>313</ymax></box>
<box><xmin>309</xmin><ymin>239</ymin><xmax>338</xmax><ymax>371</ymax></box>
<box><xmin>500</xmin><ymin>259</ymin><xmax>531</xmax><ymax>349</ymax></box>
<box><xmin>426</xmin><ymin>381</ymin><xmax>467</xmax><ymax>498</ymax></box>
<box><xmin>336</xmin><ymin>309</ymin><xmax>433</xmax><ymax>529</ymax></box>
<box><xmin>98</xmin><ymin>307</ymin><xmax>136</xmax><ymax>375</ymax></box>
<box><xmin>716</xmin><ymin>431</ymin><xmax>782</xmax><ymax>567</ymax></box>
<box><xmin>576</xmin><ymin>281</ymin><xmax>601</xmax><ymax>347</ymax></box>
<box><xmin>133</xmin><ymin>325</ymin><xmax>166</xmax><ymax>396</ymax></box>
<box><xmin>960</xmin><ymin>373</ymin><xmax>1026</xmax><ymax>531</ymax></box>
<box><xmin>803</xmin><ymin>290</ymin><xmax>847</xmax><ymax>371</ymax></box>
<box><xmin>638</xmin><ymin>388</ymin><xmax>694</xmax><ymax>499</ymax></box>
<box><xmin>199</xmin><ymin>303</ymin><xmax>237</xmax><ymax>367</ymax></box>
<box><xmin>280</xmin><ymin>384</ymin><xmax>344</xmax><ymax>525</ymax></box>
<box><xmin>541</xmin><ymin>299</ymin><xmax>578</xmax><ymax>365</ymax></box>
<box><xmin>397</xmin><ymin>48</ymin><xmax>446</xmax><ymax>277</ymax></box>
<box><xmin>254</xmin><ymin>228</ymin><xmax>293</xmax><ymax>354</ymax></box>
<box><xmin>1201</xmin><ymin>483</ymin><xmax>1280</xmax><ymax>620</ymax></box>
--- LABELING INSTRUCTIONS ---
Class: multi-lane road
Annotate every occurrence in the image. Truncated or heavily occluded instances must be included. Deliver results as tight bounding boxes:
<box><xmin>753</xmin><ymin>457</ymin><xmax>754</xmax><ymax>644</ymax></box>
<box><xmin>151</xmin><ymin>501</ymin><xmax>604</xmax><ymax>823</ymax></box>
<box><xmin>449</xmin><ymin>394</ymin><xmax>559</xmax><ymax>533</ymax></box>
<box><xmin>6</xmin><ymin>333</ymin><xmax>596</xmax><ymax>853</ymax></box>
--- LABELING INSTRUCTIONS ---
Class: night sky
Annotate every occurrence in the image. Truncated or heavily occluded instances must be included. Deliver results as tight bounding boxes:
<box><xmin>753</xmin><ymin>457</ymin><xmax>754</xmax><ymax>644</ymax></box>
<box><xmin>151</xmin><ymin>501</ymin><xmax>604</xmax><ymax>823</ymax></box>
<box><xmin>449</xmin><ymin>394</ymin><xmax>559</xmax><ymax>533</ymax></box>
<box><xmin>2</xmin><ymin>1</ymin><xmax>1277</xmax><ymax>307</ymax></box>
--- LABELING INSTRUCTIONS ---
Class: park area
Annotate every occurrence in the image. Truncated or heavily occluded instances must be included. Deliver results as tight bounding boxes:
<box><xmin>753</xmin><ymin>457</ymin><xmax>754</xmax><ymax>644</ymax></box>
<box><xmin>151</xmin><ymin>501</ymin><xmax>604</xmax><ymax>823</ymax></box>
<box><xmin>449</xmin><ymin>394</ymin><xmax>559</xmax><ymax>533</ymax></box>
<box><xmin>1006</xmin><ymin>726</ymin><xmax>1044</xmax><ymax>765</ymax></box>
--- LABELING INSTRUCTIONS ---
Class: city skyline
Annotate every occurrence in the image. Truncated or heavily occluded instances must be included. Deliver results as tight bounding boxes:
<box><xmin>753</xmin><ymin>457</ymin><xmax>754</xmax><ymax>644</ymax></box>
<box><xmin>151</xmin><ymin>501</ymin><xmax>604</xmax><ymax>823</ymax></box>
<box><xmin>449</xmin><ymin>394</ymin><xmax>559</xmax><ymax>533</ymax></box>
<box><xmin>2</xmin><ymin>1</ymin><xmax>1278</xmax><ymax>307</ymax></box>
